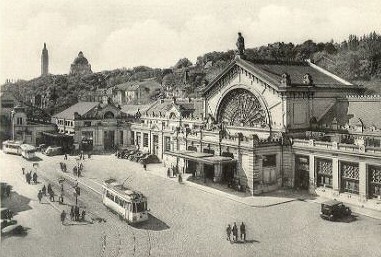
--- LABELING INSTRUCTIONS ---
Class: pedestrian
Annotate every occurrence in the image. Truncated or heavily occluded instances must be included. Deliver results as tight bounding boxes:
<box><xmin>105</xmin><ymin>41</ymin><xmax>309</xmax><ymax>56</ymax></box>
<box><xmin>87</xmin><ymin>153</ymin><xmax>91</xmax><ymax>159</ymax></box>
<box><xmin>167</xmin><ymin>168</ymin><xmax>170</xmax><ymax>177</ymax></box>
<box><xmin>240</xmin><ymin>222</ymin><xmax>246</xmax><ymax>242</ymax></box>
<box><xmin>178</xmin><ymin>173</ymin><xmax>183</xmax><ymax>183</ymax></box>
<box><xmin>47</xmin><ymin>184</ymin><xmax>52</xmax><ymax>194</ymax></box>
<box><xmin>232</xmin><ymin>222</ymin><xmax>238</xmax><ymax>242</ymax></box>
<box><xmin>5</xmin><ymin>185</ymin><xmax>11</xmax><ymax>198</ymax></box>
<box><xmin>26</xmin><ymin>173</ymin><xmax>31</xmax><ymax>184</ymax></box>
<box><xmin>64</xmin><ymin>153</ymin><xmax>67</xmax><ymax>160</ymax></box>
<box><xmin>81</xmin><ymin>210</ymin><xmax>86</xmax><ymax>221</ymax></box>
<box><xmin>37</xmin><ymin>190</ymin><xmax>43</xmax><ymax>203</ymax></box>
<box><xmin>77</xmin><ymin>168</ymin><xmax>81</xmax><ymax>177</ymax></box>
<box><xmin>74</xmin><ymin>206</ymin><xmax>80</xmax><ymax>221</ymax></box>
<box><xmin>70</xmin><ymin>206</ymin><xmax>74</xmax><ymax>221</ymax></box>
<box><xmin>49</xmin><ymin>189</ymin><xmax>55</xmax><ymax>202</ymax></box>
<box><xmin>22</xmin><ymin>167</ymin><xmax>25</xmax><ymax>175</ymax></box>
<box><xmin>226</xmin><ymin>224</ymin><xmax>232</xmax><ymax>241</ymax></box>
<box><xmin>143</xmin><ymin>163</ymin><xmax>147</xmax><ymax>171</ymax></box>
<box><xmin>60</xmin><ymin>210</ymin><xmax>66</xmax><ymax>225</ymax></box>
<box><xmin>42</xmin><ymin>185</ymin><xmax>47</xmax><ymax>196</ymax></box>
<box><xmin>33</xmin><ymin>172</ymin><xmax>38</xmax><ymax>184</ymax></box>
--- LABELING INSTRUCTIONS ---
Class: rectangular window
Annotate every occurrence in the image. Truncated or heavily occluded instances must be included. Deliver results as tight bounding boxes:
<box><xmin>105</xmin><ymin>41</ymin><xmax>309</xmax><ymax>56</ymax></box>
<box><xmin>17</xmin><ymin>117</ymin><xmax>23</xmax><ymax>125</ymax></box>
<box><xmin>165</xmin><ymin>137</ymin><xmax>171</xmax><ymax>151</ymax></box>
<box><xmin>368</xmin><ymin>165</ymin><xmax>381</xmax><ymax>198</ymax></box>
<box><xmin>263</xmin><ymin>155</ymin><xmax>276</xmax><ymax>167</ymax></box>
<box><xmin>340</xmin><ymin>161</ymin><xmax>359</xmax><ymax>194</ymax></box>
<box><xmin>143</xmin><ymin>133</ymin><xmax>148</xmax><ymax>147</ymax></box>
<box><xmin>84</xmin><ymin>121</ymin><xmax>91</xmax><ymax>127</ymax></box>
<box><xmin>136</xmin><ymin>132</ymin><xmax>141</xmax><ymax>146</ymax></box>
<box><xmin>316</xmin><ymin>158</ymin><xmax>333</xmax><ymax>188</ymax></box>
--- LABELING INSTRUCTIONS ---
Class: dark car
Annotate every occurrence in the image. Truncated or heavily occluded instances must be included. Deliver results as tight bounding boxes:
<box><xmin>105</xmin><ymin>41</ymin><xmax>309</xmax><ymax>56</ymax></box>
<box><xmin>320</xmin><ymin>200</ymin><xmax>351</xmax><ymax>221</ymax></box>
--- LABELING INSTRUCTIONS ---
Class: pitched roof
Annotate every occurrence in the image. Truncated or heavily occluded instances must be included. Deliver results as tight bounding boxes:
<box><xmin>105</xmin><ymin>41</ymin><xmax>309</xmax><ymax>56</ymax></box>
<box><xmin>145</xmin><ymin>98</ymin><xmax>204</xmax><ymax>118</ymax></box>
<box><xmin>53</xmin><ymin>102</ymin><xmax>98</xmax><ymax>119</ymax></box>
<box><xmin>203</xmin><ymin>58</ymin><xmax>360</xmax><ymax>95</ymax></box>
<box><xmin>244</xmin><ymin>59</ymin><xmax>348</xmax><ymax>86</ymax></box>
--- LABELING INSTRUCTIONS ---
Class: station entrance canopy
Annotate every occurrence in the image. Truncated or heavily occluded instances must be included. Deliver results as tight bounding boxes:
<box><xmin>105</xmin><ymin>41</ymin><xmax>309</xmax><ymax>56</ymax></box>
<box><xmin>165</xmin><ymin>150</ymin><xmax>236</xmax><ymax>165</ymax></box>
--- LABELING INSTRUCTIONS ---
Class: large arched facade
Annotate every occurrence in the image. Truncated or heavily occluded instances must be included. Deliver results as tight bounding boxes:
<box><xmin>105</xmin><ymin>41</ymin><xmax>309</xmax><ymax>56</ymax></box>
<box><xmin>217</xmin><ymin>88</ymin><xmax>267</xmax><ymax>127</ymax></box>
<box><xmin>210</xmin><ymin>83</ymin><xmax>272</xmax><ymax>130</ymax></box>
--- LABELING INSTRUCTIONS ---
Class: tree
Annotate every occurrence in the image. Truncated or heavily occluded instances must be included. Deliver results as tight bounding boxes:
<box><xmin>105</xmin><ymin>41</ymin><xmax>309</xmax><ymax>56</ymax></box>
<box><xmin>174</xmin><ymin>58</ymin><xmax>193</xmax><ymax>69</ymax></box>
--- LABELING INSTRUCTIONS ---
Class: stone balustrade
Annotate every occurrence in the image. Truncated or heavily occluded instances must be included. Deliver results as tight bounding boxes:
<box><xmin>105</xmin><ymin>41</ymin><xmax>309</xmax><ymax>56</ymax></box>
<box><xmin>293</xmin><ymin>139</ymin><xmax>381</xmax><ymax>156</ymax></box>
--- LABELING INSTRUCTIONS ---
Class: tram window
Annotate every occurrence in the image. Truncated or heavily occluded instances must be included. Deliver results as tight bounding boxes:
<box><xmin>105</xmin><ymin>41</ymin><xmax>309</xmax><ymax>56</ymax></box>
<box><xmin>106</xmin><ymin>191</ymin><xmax>114</xmax><ymax>201</ymax></box>
<box><xmin>115</xmin><ymin>196</ymin><xmax>120</xmax><ymax>205</ymax></box>
<box><xmin>136</xmin><ymin>202</ymin><xmax>145</xmax><ymax>212</ymax></box>
<box><xmin>133</xmin><ymin>203</ymin><xmax>137</xmax><ymax>213</ymax></box>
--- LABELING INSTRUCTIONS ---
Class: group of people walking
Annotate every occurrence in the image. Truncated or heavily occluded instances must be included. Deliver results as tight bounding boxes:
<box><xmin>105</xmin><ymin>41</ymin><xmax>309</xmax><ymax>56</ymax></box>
<box><xmin>226</xmin><ymin>222</ymin><xmax>246</xmax><ymax>243</ymax></box>
<box><xmin>60</xmin><ymin>206</ymin><xmax>86</xmax><ymax>224</ymax></box>
<box><xmin>24</xmin><ymin>170</ymin><xmax>38</xmax><ymax>185</ymax></box>
<box><xmin>37</xmin><ymin>184</ymin><xmax>55</xmax><ymax>203</ymax></box>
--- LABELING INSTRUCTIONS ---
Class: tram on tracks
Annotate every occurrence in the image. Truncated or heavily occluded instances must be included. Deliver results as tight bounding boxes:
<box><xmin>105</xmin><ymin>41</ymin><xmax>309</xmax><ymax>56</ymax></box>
<box><xmin>102</xmin><ymin>179</ymin><xmax>149</xmax><ymax>224</ymax></box>
<box><xmin>2</xmin><ymin>140</ymin><xmax>22</xmax><ymax>155</ymax></box>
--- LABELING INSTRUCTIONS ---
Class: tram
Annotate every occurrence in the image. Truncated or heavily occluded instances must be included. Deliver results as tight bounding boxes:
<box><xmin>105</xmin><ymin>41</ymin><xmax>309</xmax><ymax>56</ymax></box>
<box><xmin>2</xmin><ymin>140</ymin><xmax>22</xmax><ymax>155</ymax></box>
<box><xmin>20</xmin><ymin>144</ymin><xmax>37</xmax><ymax>160</ymax></box>
<box><xmin>102</xmin><ymin>179</ymin><xmax>149</xmax><ymax>224</ymax></box>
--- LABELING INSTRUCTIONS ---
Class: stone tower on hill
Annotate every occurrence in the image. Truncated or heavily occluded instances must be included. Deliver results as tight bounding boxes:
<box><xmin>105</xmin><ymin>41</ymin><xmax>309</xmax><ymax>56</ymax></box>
<box><xmin>70</xmin><ymin>51</ymin><xmax>92</xmax><ymax>76</ymax></box>
<box><xmin>41</xmin><ymin>43</ymin><xmax>49</xmax><ymax>76</ymax></box>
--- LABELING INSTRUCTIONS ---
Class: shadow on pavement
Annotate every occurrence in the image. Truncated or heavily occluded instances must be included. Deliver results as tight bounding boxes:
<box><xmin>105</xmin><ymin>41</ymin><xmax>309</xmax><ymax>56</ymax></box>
<box><xmin>232</xmin><ymin>239</ymin><xmax>260</xmax><ymax>244</ymax></box>
<box><xmin>27</xmin><ymin>156</ymin><xmax>43</xmax><ymax>162</ymax></box>
<box><xmin>1</xmin><ymin>185</ymin><xmax>32</xmax><ymax>215</ymax></box>
<box><xmin>336</xmin><ymin>215</ymin><xmax>358</xmax><ymax>223</ymax></box>
<box><xmin>1</xmin><ymin>226</ymin><xmax>30</xmax><ymax>240</ymax></box>
<box><xmin>133</xmin><ymin>213</ymin><xmax>170</xmax><ymax>231</ymax></box>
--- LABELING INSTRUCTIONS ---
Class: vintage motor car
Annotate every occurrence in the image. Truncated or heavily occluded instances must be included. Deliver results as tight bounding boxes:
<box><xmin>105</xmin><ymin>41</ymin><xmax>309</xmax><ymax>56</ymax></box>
<box><xmin>320</xmin><ymin>200</ymin><xmax>352</xmax><ymax>221</ymax></box>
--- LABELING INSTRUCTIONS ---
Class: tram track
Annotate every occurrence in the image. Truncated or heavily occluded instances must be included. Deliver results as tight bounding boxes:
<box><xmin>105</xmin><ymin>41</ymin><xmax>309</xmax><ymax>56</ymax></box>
<box><xmin>33</xmin><ymin>160</ymin><xmax>153</xmax><ymax>257</ymax></box>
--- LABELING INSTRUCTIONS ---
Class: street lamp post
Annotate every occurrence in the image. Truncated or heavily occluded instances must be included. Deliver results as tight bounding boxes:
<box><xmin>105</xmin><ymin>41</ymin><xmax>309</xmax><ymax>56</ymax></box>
<box><xmin>11</xmin><ymin>110</ymin><xmax>15</xmax><ymax>141</ymax></box>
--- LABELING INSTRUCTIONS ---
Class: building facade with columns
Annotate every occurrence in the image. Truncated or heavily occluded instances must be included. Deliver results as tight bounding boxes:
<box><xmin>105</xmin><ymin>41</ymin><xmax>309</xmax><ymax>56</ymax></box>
<box><xmin>52</xmin><ymin>98</ymin><xmax>130</xmax><ymax>151</ymax></box>
<box><xmin>130</xmin><ymin>53</ymin><xmax>380</xmax><ymax>200</ymax></box>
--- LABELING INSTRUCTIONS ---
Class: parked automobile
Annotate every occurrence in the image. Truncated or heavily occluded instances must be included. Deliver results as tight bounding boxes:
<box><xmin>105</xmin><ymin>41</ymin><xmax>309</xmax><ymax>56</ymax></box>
<box><xmin>139</xmin><ymin>154</ymin><xmax>160</xmax><ymax>165</ymax></box>
<box><xmin>320</xmin><ymin>200</ymin><xmax>352</xmax><ymax>221</ymax></box>
<box><xmin>43</xmin><ymin>146</ymin><xmax>63</xmax><ymax>156</ymax></box>
<box><xmin>1</xmin><ymin>224</ymin><xmax>24</xmax><ymax>236</ymax></box>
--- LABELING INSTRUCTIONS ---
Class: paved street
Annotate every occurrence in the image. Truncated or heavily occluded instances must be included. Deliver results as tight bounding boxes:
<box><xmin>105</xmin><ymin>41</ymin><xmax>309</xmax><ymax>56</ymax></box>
<box><xmin>1</xmin><ymin>151</ymin><xmax>381</xmax><ymax>257</ymax></box>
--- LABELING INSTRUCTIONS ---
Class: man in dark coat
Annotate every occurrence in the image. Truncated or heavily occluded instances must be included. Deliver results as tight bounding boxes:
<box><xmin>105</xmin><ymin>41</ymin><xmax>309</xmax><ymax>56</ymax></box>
<box><xmin>226</xmin><ymin>224</ymin><xmax>232</xmax><ymax>241</ymax></box>
<box><xmin>60</xmin><ymin>210</ymin><xmax>66</xmax><ymax>224</ymax></box>
<box><xmin>232</xmin><ymin>222</ymin><xmax>238</xmax><ymax>242</ymax></box>
<box><xmin>42</xmin><ymin>185</ymin><xmax>47</xmax><ymax>196</ymax></box>
<box><xmin>33</xmin><ymin>172</ymin><xmax>38</xmax><ymax>184</ymax></box>
<box><xmin>37</xmin><ymin>190</ymin><xmax>43</xmax><ymax>203</ymax></box>
<box><xmin>240</xmin><ymin>222</ymin><xmax>246</xmax><ymax>242</ymax></box>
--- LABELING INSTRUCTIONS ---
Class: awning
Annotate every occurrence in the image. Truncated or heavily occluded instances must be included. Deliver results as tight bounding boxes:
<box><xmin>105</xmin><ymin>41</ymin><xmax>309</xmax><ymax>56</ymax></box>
<box><xmin>165</xmin><ymin>150</ymin><xmax>236</xmax><ymax>165</ymax></box>
<box><xmin>42</xmin><ymin>131</ymin><xmax>72</xmax><ymax>138</ymax></box>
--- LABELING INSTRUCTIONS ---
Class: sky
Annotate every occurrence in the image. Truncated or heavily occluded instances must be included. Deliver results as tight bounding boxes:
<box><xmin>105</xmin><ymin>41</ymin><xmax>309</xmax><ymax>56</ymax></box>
<box><xmin>1</xmin><ymin>0</ymin><xmax>380</xmax><ymax>82</ymax></box>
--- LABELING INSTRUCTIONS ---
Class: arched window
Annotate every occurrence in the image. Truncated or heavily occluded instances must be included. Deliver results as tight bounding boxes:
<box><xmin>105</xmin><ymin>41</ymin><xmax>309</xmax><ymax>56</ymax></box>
<box><xmin>217</xmin><ymin>88</ymin><xmax>266</xmax><ymax>127</ymax></box>
<box><xmin>104</xmin><ymin>111</ymin><xmax>115</xmax><ymax>119</ymax></box>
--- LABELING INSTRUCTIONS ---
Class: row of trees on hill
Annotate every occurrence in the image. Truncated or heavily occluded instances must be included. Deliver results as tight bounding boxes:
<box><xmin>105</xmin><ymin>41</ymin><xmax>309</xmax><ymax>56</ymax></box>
<box><xmin>3</xmin><ymin>31</ymin><xmax>381</xmax><ymax>116</ymax></box>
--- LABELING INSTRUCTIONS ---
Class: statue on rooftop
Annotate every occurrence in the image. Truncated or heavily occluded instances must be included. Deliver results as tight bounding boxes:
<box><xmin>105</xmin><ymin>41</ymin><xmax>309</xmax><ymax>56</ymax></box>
<box><xmin>236</xmin><ymin>32</ymin><xmax>245</xmax><ymax>56</ymax></box>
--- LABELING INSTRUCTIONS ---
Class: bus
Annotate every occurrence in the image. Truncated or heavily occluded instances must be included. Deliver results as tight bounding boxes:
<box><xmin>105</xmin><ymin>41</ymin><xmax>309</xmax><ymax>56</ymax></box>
<box><xmin>2</xmin><ymin>140</ymin><xmax>22</xmax><ymax>155</ymax></box>
<box><xmin>20</xmin><ymin>144</ymin><xmax>37</xmax><ymax>160</ymax></box>
<box><xmin>102</xmin><ymin>179</ymin><xmax>149</xmax><ymax>224</ymax></box>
